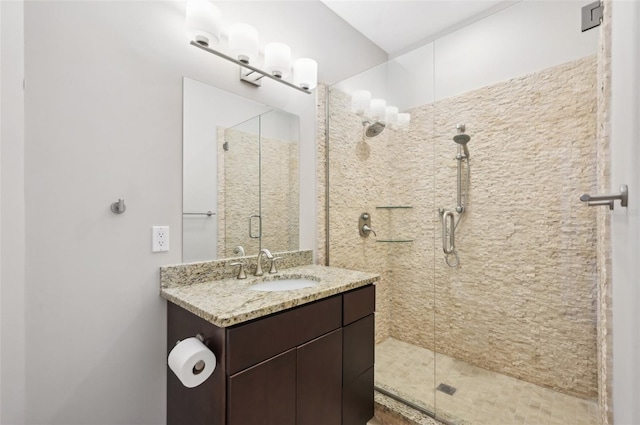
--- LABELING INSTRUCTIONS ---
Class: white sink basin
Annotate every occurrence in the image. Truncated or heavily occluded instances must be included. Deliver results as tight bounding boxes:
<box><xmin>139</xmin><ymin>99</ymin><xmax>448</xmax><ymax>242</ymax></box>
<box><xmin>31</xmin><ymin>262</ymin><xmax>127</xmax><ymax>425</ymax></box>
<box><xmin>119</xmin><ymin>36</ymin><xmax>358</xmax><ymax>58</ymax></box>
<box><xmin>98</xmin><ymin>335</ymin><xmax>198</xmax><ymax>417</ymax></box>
<box><xmin>250</xmin><ymin>277</ymin><xmax>318</xmax><ymax>292</ymax></box>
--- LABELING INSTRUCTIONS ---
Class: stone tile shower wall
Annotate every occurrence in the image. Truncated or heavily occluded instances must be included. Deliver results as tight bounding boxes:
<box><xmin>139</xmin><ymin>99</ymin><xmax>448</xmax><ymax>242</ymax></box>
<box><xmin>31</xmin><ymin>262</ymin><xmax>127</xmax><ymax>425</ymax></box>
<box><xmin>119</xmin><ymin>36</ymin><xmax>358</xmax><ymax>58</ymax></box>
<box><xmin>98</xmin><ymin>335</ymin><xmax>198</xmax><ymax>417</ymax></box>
<box><xmin>325</xmin><ymin>84</ymin><xmax>399</xmax><ymax>346</ymax></box>
<box><xmin>217</xmin><ymin>127</ymin><xmax>260</xmax><ymax>258</ymax></box>
<box><xmin>325</xmin><ymin>56</ymin><xmax>598</xmax><ymax>399</ymax></box>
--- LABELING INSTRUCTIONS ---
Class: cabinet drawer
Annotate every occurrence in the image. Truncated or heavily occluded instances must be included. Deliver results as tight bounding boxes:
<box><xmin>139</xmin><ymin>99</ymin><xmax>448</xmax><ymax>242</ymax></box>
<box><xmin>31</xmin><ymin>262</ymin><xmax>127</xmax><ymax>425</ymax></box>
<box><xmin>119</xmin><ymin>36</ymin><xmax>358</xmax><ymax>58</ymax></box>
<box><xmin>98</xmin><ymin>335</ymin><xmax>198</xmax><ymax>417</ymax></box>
<box><xmin>343</xmin><ymin>314</ymin><xmax>375</xmax><ymax>384</ymax></box>
<box><xmin>227</xmin><ymin>295</ymin><xmax>342</xmax><ymax>374</ymax></box>
<box><xmin>343</xmin><ymin>285</ymin><xmax>375</xmax><ymax>326</ymax></box>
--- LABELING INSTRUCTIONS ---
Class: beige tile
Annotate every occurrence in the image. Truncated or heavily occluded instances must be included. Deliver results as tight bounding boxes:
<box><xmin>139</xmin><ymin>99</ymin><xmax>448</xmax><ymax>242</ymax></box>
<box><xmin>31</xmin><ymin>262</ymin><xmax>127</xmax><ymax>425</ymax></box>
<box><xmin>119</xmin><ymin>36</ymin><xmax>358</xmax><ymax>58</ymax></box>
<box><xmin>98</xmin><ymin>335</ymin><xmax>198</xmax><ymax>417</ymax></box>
<box><xmin>375</xmin><ymin>337</ymin><xmax>599</xmax><ymax>424</ymax></box>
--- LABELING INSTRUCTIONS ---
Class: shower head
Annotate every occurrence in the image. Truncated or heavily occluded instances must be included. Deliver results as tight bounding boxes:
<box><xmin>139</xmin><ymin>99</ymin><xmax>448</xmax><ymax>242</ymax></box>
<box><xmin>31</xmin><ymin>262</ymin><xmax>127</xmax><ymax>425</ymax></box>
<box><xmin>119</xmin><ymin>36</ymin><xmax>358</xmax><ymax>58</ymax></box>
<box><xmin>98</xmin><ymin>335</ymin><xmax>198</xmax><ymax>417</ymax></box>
<box><xmin>364</xmin><ymin>120</ymin><xmax>386</xmax><ymax>138</ymax></box>
<box><xmin>453</xmin><ymin>133</ymin><xmax>470</xmax><ymax>145</ymax></box>
<box><xmin>453</xmin><ymin>124</ymin><xmax>470</xmax><ymax>158</ymax></box>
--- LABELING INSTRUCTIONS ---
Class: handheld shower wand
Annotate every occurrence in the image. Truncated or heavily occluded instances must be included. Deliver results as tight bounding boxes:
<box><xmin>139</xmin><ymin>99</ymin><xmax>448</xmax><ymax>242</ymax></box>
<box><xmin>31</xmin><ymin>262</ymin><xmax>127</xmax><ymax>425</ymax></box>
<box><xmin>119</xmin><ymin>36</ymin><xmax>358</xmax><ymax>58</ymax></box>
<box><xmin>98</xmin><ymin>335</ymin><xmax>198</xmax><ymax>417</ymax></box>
<box><xmin>441</xmin><ymin>123</ymin><xmax>472</xmax><ymax>267</ymax></box>
<box><xmin>453</xmin><ymin>123</ymin><xmax>471</xmax><ymax>159</ymax></box>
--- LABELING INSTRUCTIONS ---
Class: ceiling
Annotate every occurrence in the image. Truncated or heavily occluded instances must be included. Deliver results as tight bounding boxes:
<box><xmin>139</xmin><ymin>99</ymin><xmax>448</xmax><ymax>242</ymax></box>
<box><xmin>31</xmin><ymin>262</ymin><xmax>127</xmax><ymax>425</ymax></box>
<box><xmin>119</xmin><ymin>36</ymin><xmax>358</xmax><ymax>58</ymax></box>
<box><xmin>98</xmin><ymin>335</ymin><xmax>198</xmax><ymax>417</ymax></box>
<box><xmin>320</xmin><ymin>0</ymin><xmax>516</xmax><ymax>57</ymax></box>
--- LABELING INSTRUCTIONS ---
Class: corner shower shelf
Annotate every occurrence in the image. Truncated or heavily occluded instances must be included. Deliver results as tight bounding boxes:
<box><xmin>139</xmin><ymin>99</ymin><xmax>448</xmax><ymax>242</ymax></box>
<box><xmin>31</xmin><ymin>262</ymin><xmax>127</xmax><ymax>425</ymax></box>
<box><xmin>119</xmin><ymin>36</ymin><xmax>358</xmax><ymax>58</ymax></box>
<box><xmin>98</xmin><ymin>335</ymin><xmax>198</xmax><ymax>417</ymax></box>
<box><xmin>374</xmin><ymin>205</ymin><xmax>414</xmax><ymax>242</ymax></box>
<box><xmin>375</xmin><ymin>205</ymin><xmax>414</xmax><ymax>209</ymax></box>
<box><xmin>376</xmin><ymin>239</ymin><xmax>414</xmax><ymax>243</ymax></box>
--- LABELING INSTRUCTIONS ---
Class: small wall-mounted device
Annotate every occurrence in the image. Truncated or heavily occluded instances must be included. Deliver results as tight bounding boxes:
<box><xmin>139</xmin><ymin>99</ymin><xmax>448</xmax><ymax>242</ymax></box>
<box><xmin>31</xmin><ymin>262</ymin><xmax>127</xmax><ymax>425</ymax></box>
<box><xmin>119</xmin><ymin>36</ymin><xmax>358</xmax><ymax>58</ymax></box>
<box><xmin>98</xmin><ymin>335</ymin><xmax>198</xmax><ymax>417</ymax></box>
<box><xmin>110</xmin><ymin>198</ymin><xmax>126</xmax><ymax>214</ymax></box>
<box><xmin>152</xmin><ymin>226</ymin><xmax>170</xmax><ymax>252</ymax></box>
<box><xmin>359</xmin><ymin>213</ymin><xmax>377</xmax><ymax>237</ymax></box>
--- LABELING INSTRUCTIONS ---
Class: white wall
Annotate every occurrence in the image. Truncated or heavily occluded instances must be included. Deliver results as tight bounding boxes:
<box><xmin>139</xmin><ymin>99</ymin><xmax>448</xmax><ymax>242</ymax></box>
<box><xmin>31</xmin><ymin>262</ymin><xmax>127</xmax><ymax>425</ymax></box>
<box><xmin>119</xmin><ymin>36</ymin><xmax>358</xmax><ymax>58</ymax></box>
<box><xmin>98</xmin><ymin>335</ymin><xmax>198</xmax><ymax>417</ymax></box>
<box><xmin>611</xmin><ymin>1</ymin><xmax>640</xmax><ymax>423</ymax></box>
<box><xmin>334</xmin><ymin>0</ymin><xmax>598</xmax><ymax>112</ymax></box>
<box><xmin>432</xmin><ymin>0</ymin><xmax>598</xmax><ymax>101</ymax></box>
<box><xmin>15</xmin><ymin>1</ymin><xmax>386</xmax><ymax>424</ymax></box>
<box><xmin>0</xmin><ymin>1</ymin><xmax>26</xmax><ymax>424</ymax></box>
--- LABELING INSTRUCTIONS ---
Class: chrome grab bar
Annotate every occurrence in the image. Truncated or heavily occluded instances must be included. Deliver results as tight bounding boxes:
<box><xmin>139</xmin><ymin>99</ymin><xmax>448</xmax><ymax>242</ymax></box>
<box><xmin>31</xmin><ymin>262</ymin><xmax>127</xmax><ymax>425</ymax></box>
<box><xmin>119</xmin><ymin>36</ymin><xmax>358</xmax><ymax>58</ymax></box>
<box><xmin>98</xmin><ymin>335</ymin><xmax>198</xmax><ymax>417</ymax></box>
<box><xmin>580</xmin><ymin>184</ymin><xmax>628</xmax><ymax>209</ymax></box>
<box><xmin>183</xmin><ymin>211</ymin><xmax>215</xmax><ymax>217</ymax></box>
<box><xmin>441</xmin><ymin>210</ymin><xmax>455</xmax><ymax>255</ymax></box>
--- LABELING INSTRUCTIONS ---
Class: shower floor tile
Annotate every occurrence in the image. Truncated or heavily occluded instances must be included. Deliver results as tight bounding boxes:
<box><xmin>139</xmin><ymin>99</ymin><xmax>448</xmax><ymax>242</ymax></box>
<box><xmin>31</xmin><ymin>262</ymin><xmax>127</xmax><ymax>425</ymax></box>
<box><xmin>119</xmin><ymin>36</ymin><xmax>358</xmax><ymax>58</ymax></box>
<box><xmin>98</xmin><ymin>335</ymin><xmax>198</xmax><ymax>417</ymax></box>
<box><xmin>375</xmin><ymin>338</ymin><xmax>599</xmax><ymax>425</ymax></box>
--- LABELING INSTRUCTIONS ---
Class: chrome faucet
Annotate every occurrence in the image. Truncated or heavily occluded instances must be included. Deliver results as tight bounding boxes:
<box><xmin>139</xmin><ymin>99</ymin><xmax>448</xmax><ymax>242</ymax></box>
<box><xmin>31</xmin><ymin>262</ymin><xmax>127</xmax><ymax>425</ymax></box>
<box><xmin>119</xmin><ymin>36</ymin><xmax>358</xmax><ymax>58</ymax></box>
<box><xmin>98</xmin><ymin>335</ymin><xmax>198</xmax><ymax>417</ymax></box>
<box><xmin>254</xmin><ymin>248</ymin><xmax>274</xmax><ymax>276</ymax></box>
<box><xmin>230</xmin><ymin>261</ymin><xmax>247</xmax><ymax>279</ymax></box>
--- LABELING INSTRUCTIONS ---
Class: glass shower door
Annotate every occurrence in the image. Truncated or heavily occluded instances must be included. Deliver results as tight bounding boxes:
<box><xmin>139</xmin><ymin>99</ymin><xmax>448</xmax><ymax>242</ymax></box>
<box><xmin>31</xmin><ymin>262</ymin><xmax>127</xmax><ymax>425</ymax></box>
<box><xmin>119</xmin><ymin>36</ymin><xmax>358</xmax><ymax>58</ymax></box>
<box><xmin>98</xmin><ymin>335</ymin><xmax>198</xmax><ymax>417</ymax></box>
<box><xmin>431</xmin><ymin>1</ymin><xmax>601</xmax><ymax>423</ymax></box>
<box><xmin>327</xmin><ymin>1</ymin><xmax>603</xmax><ymax>423</ymax></box>
<box><xmin>220</xmin><ymin>115</ymin><xmax>261</xmax><ymax>258</ymax></box>
<box><xmin>327</xmin><ymin>41</ymin><xmax>438</xmax><ymax>416</ymax></box>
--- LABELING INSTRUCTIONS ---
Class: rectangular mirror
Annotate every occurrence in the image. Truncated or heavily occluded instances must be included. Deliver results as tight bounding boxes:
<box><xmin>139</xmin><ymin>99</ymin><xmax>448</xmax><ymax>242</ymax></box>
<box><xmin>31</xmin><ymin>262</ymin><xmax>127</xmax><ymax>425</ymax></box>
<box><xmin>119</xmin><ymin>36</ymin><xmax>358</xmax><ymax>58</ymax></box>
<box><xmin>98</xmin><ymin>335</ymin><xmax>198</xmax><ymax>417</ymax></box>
<box><xmin>183</xmin><ymin>77</ymin><xmax>300</xmax><ymax>262</ymax></box>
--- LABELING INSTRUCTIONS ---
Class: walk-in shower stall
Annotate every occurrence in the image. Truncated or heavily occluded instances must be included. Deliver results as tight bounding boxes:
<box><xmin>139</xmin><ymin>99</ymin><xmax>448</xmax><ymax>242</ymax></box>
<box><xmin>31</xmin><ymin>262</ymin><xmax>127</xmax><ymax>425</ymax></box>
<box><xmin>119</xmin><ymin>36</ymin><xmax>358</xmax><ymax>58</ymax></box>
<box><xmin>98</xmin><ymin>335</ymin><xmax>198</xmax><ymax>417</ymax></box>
<box><xmin>323</xmin><ymin>2</ymin><xmax>605</xmax><ymax>423</ymax></box>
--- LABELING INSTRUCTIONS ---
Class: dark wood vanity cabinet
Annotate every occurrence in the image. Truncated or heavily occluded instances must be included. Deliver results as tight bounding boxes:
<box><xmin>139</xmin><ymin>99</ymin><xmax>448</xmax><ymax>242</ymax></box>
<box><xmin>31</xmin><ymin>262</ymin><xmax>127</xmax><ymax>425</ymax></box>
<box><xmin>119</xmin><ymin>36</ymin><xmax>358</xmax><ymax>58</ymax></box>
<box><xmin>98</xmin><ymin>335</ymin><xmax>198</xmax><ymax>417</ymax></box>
<box><xmin>342</xmin><ymin>286</ymin><xmax>375</xmax><ymax>425</ymax></box>
<box><xmin>167</xmin><ymin>284</ymin><xmax>375</xmax><ymax>425</ymax></box>
<box><xmin>228</xmin><ymin>348</ymin><xmax>297</xmax><ymax>425</ymax></box>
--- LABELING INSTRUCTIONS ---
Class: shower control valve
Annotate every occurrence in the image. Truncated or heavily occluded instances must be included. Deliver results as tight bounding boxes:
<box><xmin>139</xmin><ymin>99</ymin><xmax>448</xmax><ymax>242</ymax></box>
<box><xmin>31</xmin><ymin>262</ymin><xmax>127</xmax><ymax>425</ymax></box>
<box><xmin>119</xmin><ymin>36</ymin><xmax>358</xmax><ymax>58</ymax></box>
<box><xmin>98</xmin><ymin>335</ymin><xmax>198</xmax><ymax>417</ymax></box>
<box><xmin>359</xmin><ymin>212</ymin><xmax>377</xmax><ymax>237</ymax></box>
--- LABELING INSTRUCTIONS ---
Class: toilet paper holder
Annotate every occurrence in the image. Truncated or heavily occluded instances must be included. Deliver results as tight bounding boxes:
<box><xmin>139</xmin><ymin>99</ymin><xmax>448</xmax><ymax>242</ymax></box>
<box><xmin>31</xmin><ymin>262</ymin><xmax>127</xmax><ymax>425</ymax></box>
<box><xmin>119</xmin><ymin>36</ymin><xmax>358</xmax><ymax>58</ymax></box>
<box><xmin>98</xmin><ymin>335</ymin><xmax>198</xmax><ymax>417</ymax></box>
<box><xmin>175</xmin><ymin>333</ymin><xmax>205</xmax><ymax>346</ymax></box>
<box><xmin>174</xmin><ymin>334</ymin><xmax>207</xmax><ymax>374</ymax></box>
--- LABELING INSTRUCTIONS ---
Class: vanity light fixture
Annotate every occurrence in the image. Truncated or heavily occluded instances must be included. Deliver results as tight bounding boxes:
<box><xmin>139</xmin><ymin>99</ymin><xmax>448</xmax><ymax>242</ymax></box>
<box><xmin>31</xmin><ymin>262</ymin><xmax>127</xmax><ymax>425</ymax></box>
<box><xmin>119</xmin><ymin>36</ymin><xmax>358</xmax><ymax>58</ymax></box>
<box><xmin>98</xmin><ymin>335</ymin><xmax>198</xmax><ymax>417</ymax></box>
<box><xmin>350</xmin><ymin>91</ymin><xmax>411</xmax><ymax>131</ymax></box>
<box><xmin>293</xmin><ymin>58</ymin><xmax>318</xmax><ymax>91</ymax></box>
<box><xmin>186</xmin><ymin>0</ymin><xmax>316</xmax><ymax>94</ymax></box>
<box><xmin>351</xmin><ymin>90</ymin><xmax>371</xmax><ymax>116</ymax></box>
<box><xmin>186</xmin><ymin>0</ymin><xmax>222</xmax><ymax>46</ymax></box>
<box><xmin>264</xmin><ymin>42</ymin><xmax>292</xmax><ymax>78</ymax></box>
<box><xmin>385</xmin><ymin>106</ymin><xmax>398</xmax><ymax>126</ymax></box>
<box><xmin>369</xmin><ymin>98</ymin><xmax>387</xmax><ymax>121</ymax></box>
<box><xmin>227</xmin><ymin>23</ymin><xmax>259</xmax><ymax>64</ymax></box>
<box><xmin>396</xmin><ymin>113</ymin><xmax>411</xmax><ymax>129</ymax></box>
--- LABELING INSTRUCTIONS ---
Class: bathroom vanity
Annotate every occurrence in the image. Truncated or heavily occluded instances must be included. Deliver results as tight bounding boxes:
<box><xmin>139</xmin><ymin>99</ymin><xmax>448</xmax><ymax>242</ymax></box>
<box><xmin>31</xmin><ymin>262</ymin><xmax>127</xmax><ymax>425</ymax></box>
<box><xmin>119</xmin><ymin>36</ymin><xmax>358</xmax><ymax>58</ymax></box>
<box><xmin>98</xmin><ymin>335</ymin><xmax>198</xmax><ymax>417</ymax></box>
<box><xmin>160</xmin><ymin>257</ymin><xmax>378</xmax><ymax>425</ymax></box>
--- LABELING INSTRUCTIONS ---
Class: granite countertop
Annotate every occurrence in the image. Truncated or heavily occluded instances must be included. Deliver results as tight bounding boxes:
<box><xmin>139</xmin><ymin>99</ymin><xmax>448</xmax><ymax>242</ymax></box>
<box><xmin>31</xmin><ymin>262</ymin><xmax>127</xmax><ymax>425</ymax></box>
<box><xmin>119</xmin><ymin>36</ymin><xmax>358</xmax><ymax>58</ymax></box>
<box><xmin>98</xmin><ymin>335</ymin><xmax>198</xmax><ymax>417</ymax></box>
<box><xmin>160</xmin><ymin>264</ymin><xmax>379</xmax><ymax>328</ymax></box>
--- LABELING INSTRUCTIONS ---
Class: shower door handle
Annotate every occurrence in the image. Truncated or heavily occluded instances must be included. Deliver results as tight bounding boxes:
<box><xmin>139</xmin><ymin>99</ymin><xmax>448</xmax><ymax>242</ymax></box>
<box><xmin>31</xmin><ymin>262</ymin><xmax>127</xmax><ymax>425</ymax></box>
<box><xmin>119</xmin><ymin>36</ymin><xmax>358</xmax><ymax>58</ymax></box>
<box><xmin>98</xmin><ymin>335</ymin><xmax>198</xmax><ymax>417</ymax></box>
<box><xmin>249</xmin><ymin>214</ymin><xmax>262</xmax><ymax>239</ymax></box>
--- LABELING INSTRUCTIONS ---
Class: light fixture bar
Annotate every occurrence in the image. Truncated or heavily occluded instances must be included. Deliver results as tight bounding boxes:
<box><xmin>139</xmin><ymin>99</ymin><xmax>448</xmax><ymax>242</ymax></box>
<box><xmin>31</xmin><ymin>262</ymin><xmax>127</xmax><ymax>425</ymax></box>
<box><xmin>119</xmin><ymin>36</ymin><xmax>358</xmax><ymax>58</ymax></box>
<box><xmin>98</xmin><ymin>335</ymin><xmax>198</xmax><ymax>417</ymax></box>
<box><xmin>190</xmin><ymin>40</ymin><xmax>312</xmax><ymax>94</ymax></box>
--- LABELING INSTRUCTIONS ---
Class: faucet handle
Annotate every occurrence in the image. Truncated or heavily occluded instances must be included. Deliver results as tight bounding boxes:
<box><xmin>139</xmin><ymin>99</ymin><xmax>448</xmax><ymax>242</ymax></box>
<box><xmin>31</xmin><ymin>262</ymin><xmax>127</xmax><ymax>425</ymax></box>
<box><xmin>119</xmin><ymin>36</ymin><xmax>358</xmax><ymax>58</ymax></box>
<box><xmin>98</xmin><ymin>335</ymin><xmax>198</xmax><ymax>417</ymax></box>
<box><xmin>230</xmin><ymin>262</ymin><xmax>247</xmax><ymax>280</ymax></box>
<box><xmin>362</xmin><ymin>224</ymin><xmax>377</xmax><ymax>237</ymax></box>
<box><xmin>269</xmin><ymin>257</ymin><xmax>282</xmax><ymax>274</ymax></box>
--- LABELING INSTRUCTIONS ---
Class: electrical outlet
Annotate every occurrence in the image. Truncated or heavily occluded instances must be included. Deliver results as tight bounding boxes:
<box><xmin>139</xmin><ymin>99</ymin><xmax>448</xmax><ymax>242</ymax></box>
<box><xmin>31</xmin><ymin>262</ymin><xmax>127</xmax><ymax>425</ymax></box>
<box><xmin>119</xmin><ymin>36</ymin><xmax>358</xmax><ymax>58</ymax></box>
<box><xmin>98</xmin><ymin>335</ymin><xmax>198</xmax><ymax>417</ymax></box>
<box><xmin>152</xmin><ymin>226</ymin><xmax>170</xmax><ymax>252</ymax></box>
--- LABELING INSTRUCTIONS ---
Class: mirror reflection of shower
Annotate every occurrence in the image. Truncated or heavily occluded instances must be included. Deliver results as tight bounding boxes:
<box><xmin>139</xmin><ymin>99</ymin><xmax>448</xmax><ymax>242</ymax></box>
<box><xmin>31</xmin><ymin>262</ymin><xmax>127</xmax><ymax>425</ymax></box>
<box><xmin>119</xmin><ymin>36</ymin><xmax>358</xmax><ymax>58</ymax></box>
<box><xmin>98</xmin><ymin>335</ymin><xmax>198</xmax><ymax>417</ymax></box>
<box><xmin>439</xmin><ymin>123</ymin><xmax>471</xmax><ymax>267</ymax></box>
<box><xmin>362</xmin><ymin>120</ymin><xmax>386</xmax><ymax>138</ymax></box>
<box><xmin>351</xmin><ymin>90</ymin><xmax>411</xmax><ymax>138</ymax></box>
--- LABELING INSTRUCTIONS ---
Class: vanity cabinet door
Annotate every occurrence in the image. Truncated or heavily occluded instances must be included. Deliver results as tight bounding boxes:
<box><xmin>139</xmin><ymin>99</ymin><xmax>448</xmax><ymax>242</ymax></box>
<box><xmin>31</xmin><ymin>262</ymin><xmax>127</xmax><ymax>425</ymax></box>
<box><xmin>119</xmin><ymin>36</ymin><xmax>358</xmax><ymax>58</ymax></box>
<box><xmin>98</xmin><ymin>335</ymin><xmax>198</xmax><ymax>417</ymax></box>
<box><xmin>343</xmin><ymin>314</ymin><xmax>375</xmax><ymax>425</ymax></box>
<box><xmin>343</xmin><ymin>314</ymin><xmax>375</xmax><ymax>384</ymax></box>
<box><xmin>297</xmin><ymin>328</ymin><xmax>343</xmax><ymax>425</ymax></box>
<box><xmin>343</xmin><ymin>366</ymin><xmax>374</xmax><ymax>425</ymax></box>
<box><xmin>227</xmin><ymin>348</ymin><xmax>296</xmax><ymax>425</ymax></box>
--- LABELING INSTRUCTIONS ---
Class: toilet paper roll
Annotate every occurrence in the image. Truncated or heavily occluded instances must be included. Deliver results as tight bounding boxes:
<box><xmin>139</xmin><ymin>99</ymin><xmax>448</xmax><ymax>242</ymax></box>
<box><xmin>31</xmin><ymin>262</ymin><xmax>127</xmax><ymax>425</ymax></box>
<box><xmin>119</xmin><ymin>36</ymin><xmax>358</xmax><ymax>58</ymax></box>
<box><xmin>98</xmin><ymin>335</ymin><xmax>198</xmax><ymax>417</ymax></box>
<box><xmin>168</xmin><ymin>337</ymin><xmax>216</xmax><ymax>388</ymax></box>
